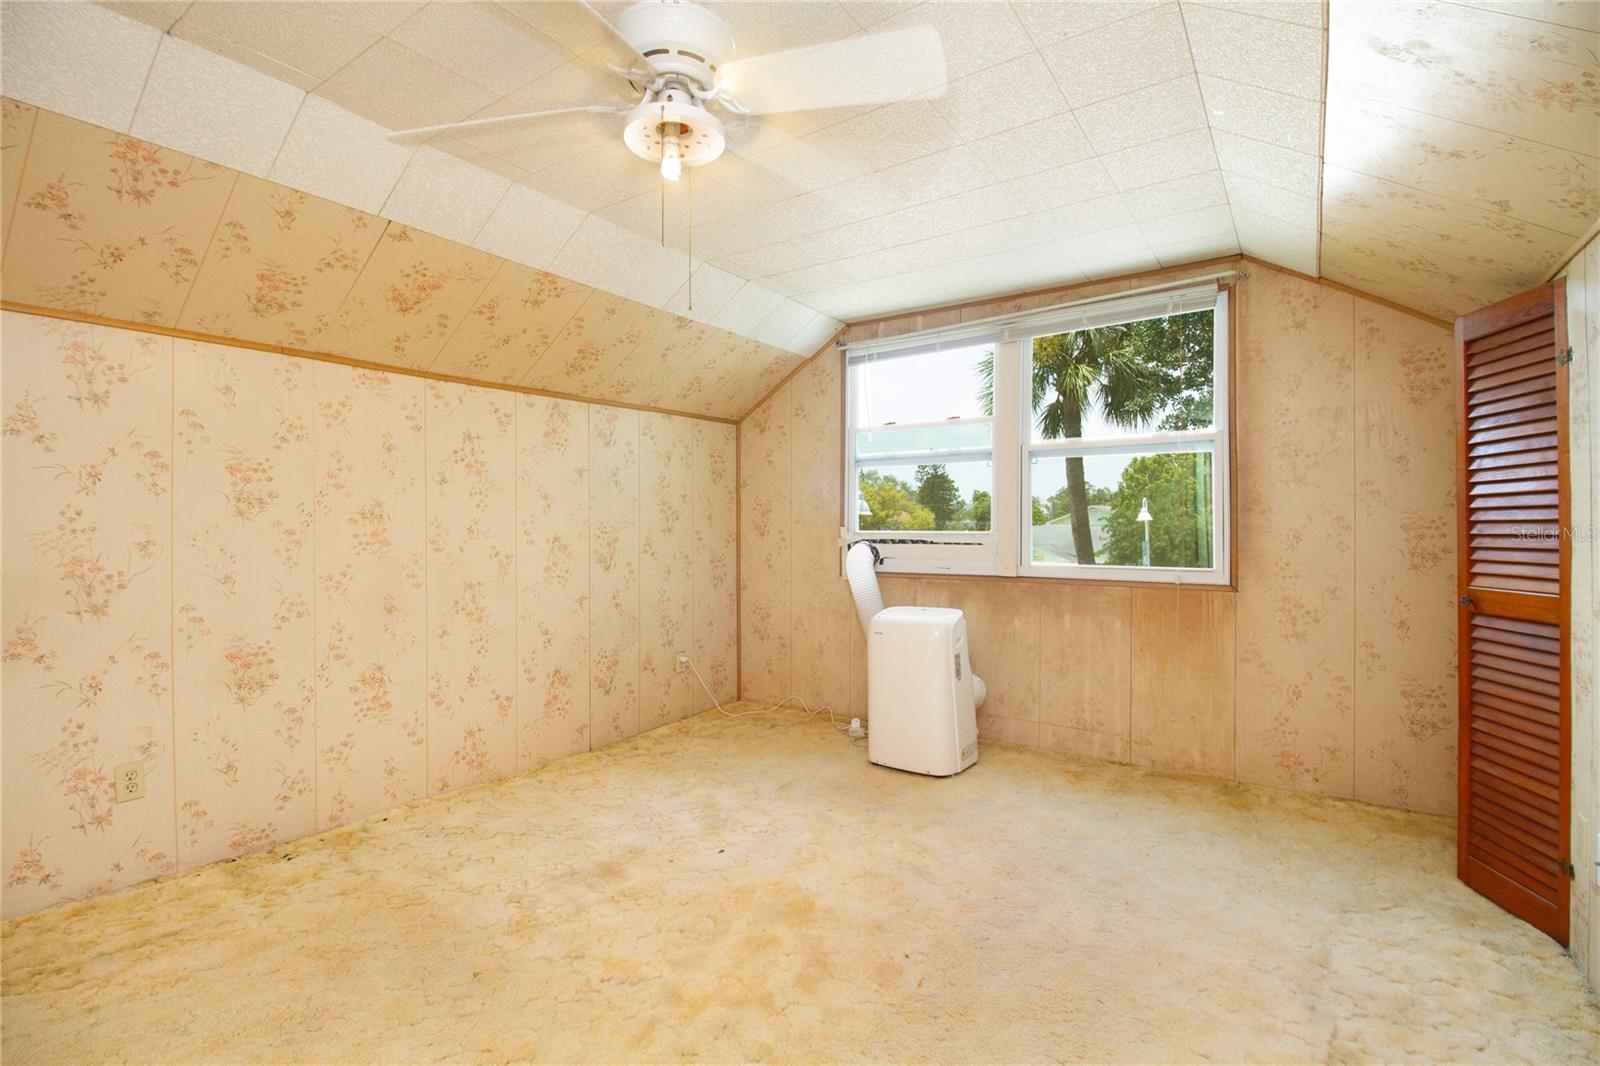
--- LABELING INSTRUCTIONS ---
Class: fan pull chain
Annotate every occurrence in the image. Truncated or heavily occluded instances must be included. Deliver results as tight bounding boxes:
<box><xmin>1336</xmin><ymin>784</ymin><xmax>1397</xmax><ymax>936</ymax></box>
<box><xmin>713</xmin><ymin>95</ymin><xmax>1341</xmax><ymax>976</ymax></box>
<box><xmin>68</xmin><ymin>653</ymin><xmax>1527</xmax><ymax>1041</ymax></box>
<box><xmin>686</xmin><ymin>161</ymin><xmax>693</xmax><ymax>312</ymax></box>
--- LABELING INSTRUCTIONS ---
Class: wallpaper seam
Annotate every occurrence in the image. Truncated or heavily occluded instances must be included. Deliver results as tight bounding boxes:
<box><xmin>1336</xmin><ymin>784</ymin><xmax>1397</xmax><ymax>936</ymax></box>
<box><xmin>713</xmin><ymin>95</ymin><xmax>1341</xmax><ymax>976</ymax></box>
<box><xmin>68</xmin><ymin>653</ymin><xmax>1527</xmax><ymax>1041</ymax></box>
<box><xmin>427</xmin><ymin>258</ymin><xmax>508</xmax><ymax>379</ymax></box>
<box><xmin>169</xmin><ymin>172</ymin><xmax>243</xmax><ymax>328</ymax></box>
<box><xmin>0</xmin><ymin>106</ymin><xmax>36</xmax><ymax>261</ymax></box>
<box><xmin>167</xmin><ymin>335</ymin><xmax>180</xmax><ymax>866</ymax></box>
<box><xmin>310</xmin><ymin>359</ymin><xmax>321</xmax><ymax>830</ymax></box>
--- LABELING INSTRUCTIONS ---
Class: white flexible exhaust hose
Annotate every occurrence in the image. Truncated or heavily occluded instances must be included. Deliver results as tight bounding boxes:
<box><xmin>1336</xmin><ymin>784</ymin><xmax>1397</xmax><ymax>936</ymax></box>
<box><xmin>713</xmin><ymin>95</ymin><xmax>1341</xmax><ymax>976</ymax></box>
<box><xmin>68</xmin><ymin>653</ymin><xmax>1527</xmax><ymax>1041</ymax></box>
<box><xmin>845</xmin><ymin>540</ymin><xmax>986</xmax><ymax>709</ymax></box>
<box><xmin>845</xmin><ymin>541</ymin><xmax>885</xmax><ymax>634</ymax></box>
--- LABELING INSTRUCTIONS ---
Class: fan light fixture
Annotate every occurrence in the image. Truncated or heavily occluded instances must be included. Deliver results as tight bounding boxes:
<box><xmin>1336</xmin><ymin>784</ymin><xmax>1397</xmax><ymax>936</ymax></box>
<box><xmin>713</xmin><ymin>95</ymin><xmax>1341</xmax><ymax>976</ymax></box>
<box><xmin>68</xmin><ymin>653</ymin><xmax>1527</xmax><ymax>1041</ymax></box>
<box><xmin>621</xmin><ymin>87</ymin><xmax>724</xmax><ymax>178</ymax></box>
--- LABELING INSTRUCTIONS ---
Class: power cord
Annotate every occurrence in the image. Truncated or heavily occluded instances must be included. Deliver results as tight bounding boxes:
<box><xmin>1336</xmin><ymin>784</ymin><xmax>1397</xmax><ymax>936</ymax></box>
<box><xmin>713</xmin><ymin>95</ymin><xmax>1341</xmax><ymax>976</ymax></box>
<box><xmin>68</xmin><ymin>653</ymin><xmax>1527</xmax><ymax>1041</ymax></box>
<box><xmin>680</xmin><ymin>653</ymin><xmax>865</xmax><ymax>739</ymax></box>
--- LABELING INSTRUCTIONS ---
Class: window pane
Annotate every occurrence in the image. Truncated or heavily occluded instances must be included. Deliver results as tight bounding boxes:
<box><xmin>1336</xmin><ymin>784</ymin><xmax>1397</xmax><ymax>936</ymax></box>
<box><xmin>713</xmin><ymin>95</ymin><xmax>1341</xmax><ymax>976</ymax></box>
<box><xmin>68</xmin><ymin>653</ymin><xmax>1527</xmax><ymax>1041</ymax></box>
<box><xmin>856</xmin><ymin>459</ymin><xmax>992</xmax><ymax>532</ymax></box>
<box><xmin>1028</xmin><ymin>449</ymin><xmax>1213</xmax><ymax>568</ymax></box>
<box><xmin>1029</xmin><ymin>308</ymin><xmax>1213</xmax><ymax>442</ymax></box>
<box><xmin>855</xmin><ymin>421</ymin><xmax>991</xmax><ymax>460</ymax></box>
<box><xmin>851</xmin><ymin>342</ymin><xmax>993</xmax><ymax>427</ymax></box>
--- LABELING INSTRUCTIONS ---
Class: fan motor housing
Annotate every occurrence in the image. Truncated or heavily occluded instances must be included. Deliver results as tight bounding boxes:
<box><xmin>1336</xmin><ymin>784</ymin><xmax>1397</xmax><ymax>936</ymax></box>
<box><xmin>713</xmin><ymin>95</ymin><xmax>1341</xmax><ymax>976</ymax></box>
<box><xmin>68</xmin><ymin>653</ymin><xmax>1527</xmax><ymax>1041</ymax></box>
<box><xmin>622</xmin><ymin>87</ymin><xmax>725</xmax><ymax>169</ymax></box>
<box><xmin>617</xmin><ymin>1</ymin><xmax>735</xmax><ymax>85</ymax></box>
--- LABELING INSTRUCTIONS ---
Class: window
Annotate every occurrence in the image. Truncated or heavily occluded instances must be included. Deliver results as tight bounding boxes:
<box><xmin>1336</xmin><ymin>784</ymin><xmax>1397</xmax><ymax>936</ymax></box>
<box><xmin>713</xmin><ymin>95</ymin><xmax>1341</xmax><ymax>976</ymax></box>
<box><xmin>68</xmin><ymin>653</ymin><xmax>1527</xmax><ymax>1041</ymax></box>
<box><xmin>844</xmin><ymin>282</ymin><xmax>1230</xmax><ymax>584</ymax></box>
<box><xmin>847</xmin><ymin>340</ymin><xmax>999</xmax><ymax>573</ymax></box>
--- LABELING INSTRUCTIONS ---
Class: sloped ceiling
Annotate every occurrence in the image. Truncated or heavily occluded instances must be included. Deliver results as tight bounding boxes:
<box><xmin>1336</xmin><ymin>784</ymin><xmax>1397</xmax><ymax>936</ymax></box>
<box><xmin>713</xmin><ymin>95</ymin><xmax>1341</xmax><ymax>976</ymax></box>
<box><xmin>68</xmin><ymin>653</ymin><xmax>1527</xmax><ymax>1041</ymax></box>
<box><xmin>0</xmin><ymin>100</ymin><xmax>807</xmax><ymax>419</ymax></box>
<box><xmin>1</xmin><ymin>0</ymin><xmax>1597</xmax><ymax>354</ymax></box>
<box><xmin>1321</xmin><ymin>1</ymin><xmax>1599</xmax><ymax>321</ymax></box>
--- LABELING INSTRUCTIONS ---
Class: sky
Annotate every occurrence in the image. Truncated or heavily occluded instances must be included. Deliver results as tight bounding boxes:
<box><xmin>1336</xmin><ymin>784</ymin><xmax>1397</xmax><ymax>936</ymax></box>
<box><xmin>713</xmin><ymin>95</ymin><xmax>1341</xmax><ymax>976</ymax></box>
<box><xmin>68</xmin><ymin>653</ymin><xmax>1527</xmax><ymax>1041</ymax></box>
<box><xmin>851</xmin><ymin>340</ymin><xmax>1189</xmax><ymax>505</ymax></box>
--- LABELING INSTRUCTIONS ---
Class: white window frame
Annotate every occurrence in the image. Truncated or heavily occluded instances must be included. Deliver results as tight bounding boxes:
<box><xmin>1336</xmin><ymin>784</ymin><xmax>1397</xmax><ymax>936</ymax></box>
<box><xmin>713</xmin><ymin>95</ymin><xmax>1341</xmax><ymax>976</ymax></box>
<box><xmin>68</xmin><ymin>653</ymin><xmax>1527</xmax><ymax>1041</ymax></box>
<box><xmin>1017</xmin><ymin>289</ymin><xmax>1230</xmax><ymax>585</ymax></box>
<box><xmin>843</xmin><ymin>336</ymin><xmax>1001</xmax><ymax>576</ymax></box>
<box><xmin>841</xmin><ymin>281</ymin><xmax>1231</xmax><ymax>585</ymax></box>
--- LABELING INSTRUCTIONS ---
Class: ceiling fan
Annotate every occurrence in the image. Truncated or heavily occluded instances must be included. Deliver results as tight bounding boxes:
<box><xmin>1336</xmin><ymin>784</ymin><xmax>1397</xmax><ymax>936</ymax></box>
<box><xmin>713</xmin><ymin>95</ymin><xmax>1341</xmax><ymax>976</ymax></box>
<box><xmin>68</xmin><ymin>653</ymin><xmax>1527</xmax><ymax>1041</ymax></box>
<box><xmin>388</xmin><ymin>0</ymin><xmax>946</xmax><ymax>183</ymax></box>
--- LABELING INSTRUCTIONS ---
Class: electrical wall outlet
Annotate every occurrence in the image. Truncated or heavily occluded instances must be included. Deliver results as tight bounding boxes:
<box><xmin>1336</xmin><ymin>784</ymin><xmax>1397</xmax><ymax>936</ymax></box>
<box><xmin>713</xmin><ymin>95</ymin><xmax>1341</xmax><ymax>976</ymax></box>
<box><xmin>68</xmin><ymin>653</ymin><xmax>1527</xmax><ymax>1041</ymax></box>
<box><xmin>676</xmin><ymin>652</ymin><xmax>689</xmax><ymax>670</ymax></box>
<box><xmin>114</xmin><ymin>761</ymin><xmax>145</xmax><ymax>803</ymax></box>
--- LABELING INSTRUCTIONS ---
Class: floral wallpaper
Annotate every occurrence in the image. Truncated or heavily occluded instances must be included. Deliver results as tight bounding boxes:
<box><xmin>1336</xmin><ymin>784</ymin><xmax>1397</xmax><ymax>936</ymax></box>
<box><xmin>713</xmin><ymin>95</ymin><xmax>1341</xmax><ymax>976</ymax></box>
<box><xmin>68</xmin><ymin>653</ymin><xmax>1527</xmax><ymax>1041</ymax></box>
<box><xmin>0</xmin><ymin>310</ymin><xmax>738</xmax><ymax>920</ymax></box>
<box><xmin>1321</xmin><ymin>2</ymin><xmax>1599</xmax><ymax>322</ymax></box>
<box><xmin>0</xmin><ymin>98</ymin><xmax>801</xmax><ymax>421</ymax></box>
<box><xmin>172</xmin><ymin>340</ymin><xmax>316</xmax><ymax>866</ymax></box>
<box><xmin>742</xmin><ymin>261</ymin><xmax>1460</xmax><ymax>815</ymax></box>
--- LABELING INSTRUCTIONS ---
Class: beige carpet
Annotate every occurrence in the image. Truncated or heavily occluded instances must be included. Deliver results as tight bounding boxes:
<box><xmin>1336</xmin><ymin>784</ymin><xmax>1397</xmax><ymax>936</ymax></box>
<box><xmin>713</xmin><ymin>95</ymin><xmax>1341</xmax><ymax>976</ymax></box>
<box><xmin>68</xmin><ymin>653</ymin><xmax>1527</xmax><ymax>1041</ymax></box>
<box><xmin>3</xmin><ymin>704</ymin><xmax>1597</xmax><ymax>1064</ymax></box>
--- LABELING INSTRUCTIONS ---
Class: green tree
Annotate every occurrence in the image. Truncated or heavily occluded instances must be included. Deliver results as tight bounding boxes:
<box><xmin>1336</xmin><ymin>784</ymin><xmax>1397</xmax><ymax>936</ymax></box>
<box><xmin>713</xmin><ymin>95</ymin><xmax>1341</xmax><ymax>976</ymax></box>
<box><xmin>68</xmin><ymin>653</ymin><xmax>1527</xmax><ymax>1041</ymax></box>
<box><xmin>914</xmin><ymin>464</ymin><xmax>962</xmax><ymax>528</ymax></box>
<box><xmin>1101</xmin><ymin>452</ymin><xmax>1214</xmax><ymax>568</ymax></box>
<box><xmin>858</xmin><ymin>469</ymin><xmax>934</xmax><ymax>530</ymax></box>
<box><xmin>978</xmin><ymin>312</ymin><xmax>1212</xmax><ymax>563</ymax></box>
<box><xmin>968</xmin><ymin>489</ymin><xmax>991</xmax><ymax>530</ymax></box>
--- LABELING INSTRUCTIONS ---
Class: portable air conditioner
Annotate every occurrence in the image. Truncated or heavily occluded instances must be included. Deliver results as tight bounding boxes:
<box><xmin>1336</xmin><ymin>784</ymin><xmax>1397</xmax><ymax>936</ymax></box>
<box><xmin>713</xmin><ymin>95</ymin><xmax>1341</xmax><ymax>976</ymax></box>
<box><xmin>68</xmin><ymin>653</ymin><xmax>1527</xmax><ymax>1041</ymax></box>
<box><xmin>867</xmin><ymin>606</ymin><xmax>979</xmax><ymax>777</ymax></box>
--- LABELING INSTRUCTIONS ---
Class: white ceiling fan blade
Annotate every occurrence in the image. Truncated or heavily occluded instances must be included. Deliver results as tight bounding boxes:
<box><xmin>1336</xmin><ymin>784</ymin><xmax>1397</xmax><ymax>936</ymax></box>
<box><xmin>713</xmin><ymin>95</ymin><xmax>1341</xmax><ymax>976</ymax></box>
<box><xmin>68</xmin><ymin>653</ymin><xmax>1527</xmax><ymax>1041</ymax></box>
<box><xmin>716</xmin><ymin>25</ymin><xmax>946</xmax><ymax>116</ymax></box>
<box><xmin>387</xmin><ymin>106</ymin><xmax>626</xmax><ymax>143</ymax></box>
<box><xmin>571</xmin><ymin>0</ymin><xmax>655</xmax><ymax>79</ymax></box>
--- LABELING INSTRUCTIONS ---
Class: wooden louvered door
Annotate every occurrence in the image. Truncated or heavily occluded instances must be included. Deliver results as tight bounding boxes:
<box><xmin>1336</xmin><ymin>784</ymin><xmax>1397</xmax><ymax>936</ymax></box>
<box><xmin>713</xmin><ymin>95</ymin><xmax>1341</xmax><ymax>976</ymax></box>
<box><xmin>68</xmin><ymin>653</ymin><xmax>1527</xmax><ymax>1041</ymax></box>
<box><xmin>1456</xmin><ymin>279</ymin><xmax>1571</xmax><ymax>946</ymax></box>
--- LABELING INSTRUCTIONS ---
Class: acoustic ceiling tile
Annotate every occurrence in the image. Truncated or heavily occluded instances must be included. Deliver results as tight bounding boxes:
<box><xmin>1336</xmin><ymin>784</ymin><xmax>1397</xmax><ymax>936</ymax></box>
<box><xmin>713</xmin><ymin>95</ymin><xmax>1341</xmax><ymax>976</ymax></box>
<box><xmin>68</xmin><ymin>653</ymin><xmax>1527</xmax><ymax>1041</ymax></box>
<box><xmin>749</xmin><ymin>130</ymin><xmax>876</xmax><ymax>197</ymax></box>
<box><xmin>708</xmin><ymin>282</ymin><xmax>786</xmax><ymax>335</ymax></box>
<box><xmin>820</xmin><ymin>98</ymin><xmax>961</xmax><ymax>171</ymax></box>
<box><xmin>787</xmin><ymin>310</ymin><xmax>844</xmax><ymax>356</ymax></box>
<box><xmin>619</xmin><ymin>238</ymin><xmax>693</xmax><ymax>309</ymax></box>
<box><xmin>132</xmin><ymin>36</ymin><xmax>305</xmax><ymax>178</ymax></box>
<box><xmin>1211</xmin><ymin>128</ymin><xmax>1320</xmax><ymax>199</ymax></box>
<box><xmin>1185</xmin><ymin>1</ymin><xmax>1323</xmax><ymax>29</ymax></box>
<box><xmin>663</xmin><ymin>262</ymin><xmax>747</xmax><ymax>323</ymax></box>
<box><xmin>1123</xmin><ymin>170</ymin><xmax>1230</xmax><ymax>222</ymax></box>
<box><xmin>315</xmin><ymin>37</ymin><xmax>498</xmax><ymax>132</ymax></box>
<box><xmin>1182</xmin><ymin>4</ymin><xmax>1324</xmax><ymax>101</ymax></box>
<box><xmin>750</xmin><ymin>297</ymin><xmax>819</xmax><ymax>348</ymax></box>
<box><xmin>930</xmin><ymin>52</ymin><xmax>1071</xmax><ymax>141</ymax></box>
<box><xmin>1011</xmin><ymin>1</ymin><xmax>1167</xmax><ymax>49</ymax></box>
<box><xmin>703</xmin><ymin>0</ymin><xmax>863</xmax><ymax>56</ymax></box>
<box><xmin>1001</xmin><ymin>158</ymin><xmax>1120</xmax><ymax>212</ymax></box>
<box><xmin>99</xmin><ymin>2</ymin><xmax>191</xmax><ymax>33</ymax></box>
<box><xmin>1136</xmin><ymin>203</ymin><xmax>1236</xmax><ymax>246</ymax></box>
<box><xmin>386</xmin><ymin>2</ymin><xmax>572</xmax><ymax>97</ymax></box>
<box><xmin>269</xmin><ymin>95</ymin><xmax>416</xmax><ymax>214</ymax></box>
<box><xmin>1220</xmin><ymin>171</ymin><xmax>1318</xmax><ymax>229</ymax></box>
<box><xmin>1037</xmin><ymin>193</ymin><xmax>1137</xmax><ymax>238</ymax></box>
<box><xmin>548</xmin><ymin>213</ymin><xmax>654</xmax><ymax>293</ymax></box>
<box><xmin>1072</xmin><ymin>75</ymin><xmax>1208</xmax><ymax>155</ymax></box>
<box><xmin>811</xmin><ymin>142</ymin><xmax>999</xmax><ymax>223</ymax></box>
<box><xmin>168</xmin><ymin>0</ymin><xmax>420</xmax><ymax>91</ymax></box>
<box><xmin>972</xmin><ymin>111</ymin><xmax>1097</xmax><ymax>182</ymax></box>
<box><xmin>1097</xmin><ymin>128</ymin><xmax>1220</xmax><ymax>192</ymax></box>
<box><xmin>1230</xmin><ymin>206</ymin><xmax>1318</xmax><ymax>277</ymax></box>
<box><xmin>1045</xmin><ymin>3</ymin><xmax>1194</xmax><ymax>108</ymax></box>
<box><xmin>1</xmin><ymin>1</ymin><xmax>161</xmax><ymax>132</ymax></box>
<box><xmin>877</xmin><ymin>0</ymin><xmax>1037</xmax><ymax>86</ymax></box>
<box><xmin>1148</xmin><ymin>229</ymin><xmax>1241</xmax><ymax>267</ymax></box>
<box><xmin>381</xmin><ymin>145</ymin><xmax>510</xmax><ymax>246</ymax></box>
<box><xmin>1197</xmin><ymin>74</ymin><xmax>1320</xmax><ymax>155</ymax></box>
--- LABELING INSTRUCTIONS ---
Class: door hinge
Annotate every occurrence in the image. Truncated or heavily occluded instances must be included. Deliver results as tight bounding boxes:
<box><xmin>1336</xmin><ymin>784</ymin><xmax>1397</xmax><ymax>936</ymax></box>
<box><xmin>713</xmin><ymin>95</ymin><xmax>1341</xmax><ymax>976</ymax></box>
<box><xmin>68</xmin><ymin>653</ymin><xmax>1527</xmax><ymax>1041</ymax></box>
<box><xmin>1559</xmin><ymin>858</ymin><xmax>1576</xmax><ymax>879</ymax></box>
<box><xmin>1556</xmin><ymin>346</ymin><xmax>1574</xmax><ymax>366</ymax></box>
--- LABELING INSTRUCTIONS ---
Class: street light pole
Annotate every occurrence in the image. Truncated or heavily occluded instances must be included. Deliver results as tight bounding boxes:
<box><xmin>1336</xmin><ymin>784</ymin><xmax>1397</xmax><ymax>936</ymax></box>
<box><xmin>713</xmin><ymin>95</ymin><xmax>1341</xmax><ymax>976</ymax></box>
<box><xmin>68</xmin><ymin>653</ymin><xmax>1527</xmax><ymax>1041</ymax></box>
<box><xmin>1137</xmin><ymin>496</ymin><xmax>1152</xmax><ymax>567</ymax></box>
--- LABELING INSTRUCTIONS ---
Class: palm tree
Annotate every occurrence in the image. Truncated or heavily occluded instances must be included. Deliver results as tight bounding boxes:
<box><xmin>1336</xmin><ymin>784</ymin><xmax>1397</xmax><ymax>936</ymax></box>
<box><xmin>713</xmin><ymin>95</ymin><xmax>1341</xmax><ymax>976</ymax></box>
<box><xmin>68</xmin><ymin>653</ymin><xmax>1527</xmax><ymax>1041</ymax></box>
<box><xmin>979</xmin><ymin>314</ymin><xmax>1212</xmax><ymax>564</ymax></box>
